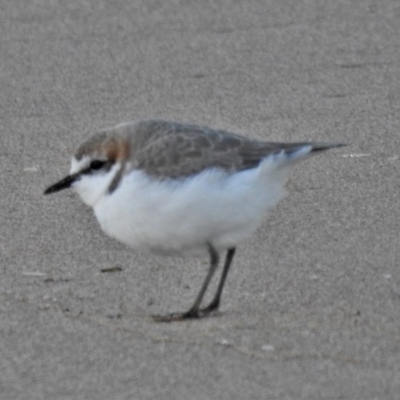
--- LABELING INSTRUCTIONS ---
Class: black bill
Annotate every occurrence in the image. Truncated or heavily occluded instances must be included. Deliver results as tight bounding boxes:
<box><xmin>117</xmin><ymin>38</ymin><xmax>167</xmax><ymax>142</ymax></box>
<box><xmin>44</xmin><ymin>174</ymin><xmax>78</xmax><ymax>195</ymax></box>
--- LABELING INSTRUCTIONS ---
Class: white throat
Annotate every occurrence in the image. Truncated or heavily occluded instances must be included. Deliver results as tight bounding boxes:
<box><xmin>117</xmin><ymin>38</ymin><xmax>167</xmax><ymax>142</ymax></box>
<box><xmin>70</xmin><ymin>156</ymin><xmax>122</xmax><ymax>207</ymax></box>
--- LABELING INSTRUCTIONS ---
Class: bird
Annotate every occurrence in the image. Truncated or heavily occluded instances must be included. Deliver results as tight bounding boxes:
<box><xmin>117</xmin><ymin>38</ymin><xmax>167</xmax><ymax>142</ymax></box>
<box><xmin>44</xmin><ymin>119</ymin><xmax>345</xmax><ymax>322</ymax></box>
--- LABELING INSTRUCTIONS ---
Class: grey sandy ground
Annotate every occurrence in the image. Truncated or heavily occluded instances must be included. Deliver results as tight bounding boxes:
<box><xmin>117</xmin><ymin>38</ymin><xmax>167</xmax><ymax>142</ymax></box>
<box><xmin>2</xmin><ymin>1</ymin><xmax>400</xmax><ymax>399</ymax></box>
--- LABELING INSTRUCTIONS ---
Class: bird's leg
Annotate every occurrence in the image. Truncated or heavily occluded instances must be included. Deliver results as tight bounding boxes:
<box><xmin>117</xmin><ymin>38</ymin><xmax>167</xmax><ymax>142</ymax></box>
<box><xmin>200</xmin><ymin>247</ymin><xmax>236</xmax><ymax>314</ymax></box>
<box><xmin>153</xmin><ymin>243</ymin><xmax>220</xmax><ymax>322</ymax></box>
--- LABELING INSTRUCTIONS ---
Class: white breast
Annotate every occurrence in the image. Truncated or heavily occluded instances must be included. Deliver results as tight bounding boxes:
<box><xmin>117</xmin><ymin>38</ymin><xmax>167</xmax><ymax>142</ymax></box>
<box><xmin>93</xmin><ymin>154</ymin><xmax>291</xmax><ymax>257</ymax></box>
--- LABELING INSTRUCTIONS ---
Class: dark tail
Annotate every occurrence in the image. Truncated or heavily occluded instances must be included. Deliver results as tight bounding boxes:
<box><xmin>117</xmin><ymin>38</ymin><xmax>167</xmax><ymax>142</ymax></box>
<box><xmin>274</xmin><ymin>142</ymin><xmax>347</xmax><ymax>165</ymax></box>
<box><xmin>308</xmin><ymin>142</ymin><xmax>348</xmax><ymax>153</ymax></box>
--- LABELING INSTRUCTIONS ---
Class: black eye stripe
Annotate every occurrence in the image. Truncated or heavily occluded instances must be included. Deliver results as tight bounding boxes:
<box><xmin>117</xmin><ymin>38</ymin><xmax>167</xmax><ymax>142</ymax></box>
<box><xmin>90</xmin><ymin>160</ymin><xmax>106</xmax><ymax>170</ymax></box>
<box><xmin>80</xmin><ymin>159</ymin><xmax>115</xmax><ymax>175</ymax></box>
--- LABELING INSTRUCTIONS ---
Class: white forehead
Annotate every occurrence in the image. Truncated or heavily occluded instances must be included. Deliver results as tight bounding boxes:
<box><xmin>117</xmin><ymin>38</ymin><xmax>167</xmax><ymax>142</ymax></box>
<box><xmin>70</xmin><ymin>156</ymin><xmax>90</xmax><ymax>175</ymax></box>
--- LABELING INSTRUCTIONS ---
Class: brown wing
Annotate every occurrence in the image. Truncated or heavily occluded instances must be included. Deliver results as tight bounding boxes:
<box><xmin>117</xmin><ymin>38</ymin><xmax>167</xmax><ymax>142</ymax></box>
<box><xmin>130</xmin><ymin>120</ymin><xmax>343</xmax><ymax>179</ymax></box>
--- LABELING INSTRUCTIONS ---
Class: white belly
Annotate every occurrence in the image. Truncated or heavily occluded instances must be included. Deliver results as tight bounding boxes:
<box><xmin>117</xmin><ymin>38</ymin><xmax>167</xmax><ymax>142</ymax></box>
<box><xmin>93</xmin><ymin>157</ymin><xmax>290</xmax><ymax>257</ymax></box>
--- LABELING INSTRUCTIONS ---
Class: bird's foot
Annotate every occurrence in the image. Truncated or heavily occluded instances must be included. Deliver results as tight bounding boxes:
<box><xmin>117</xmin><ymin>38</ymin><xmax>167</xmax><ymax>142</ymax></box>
<box><xmin>199</xmin><ymin>299</ymin><xmax>219</xmax><ymax>314</ymax></box>
<box><xmin>152</xmin><ymin>308</ymin><xmax>200</xmax><ymax>323</ymax></box>
<box><xmin>152</xmin><ymin>306</ymin><xmax>220</xmax><ymax>323</ymax></box>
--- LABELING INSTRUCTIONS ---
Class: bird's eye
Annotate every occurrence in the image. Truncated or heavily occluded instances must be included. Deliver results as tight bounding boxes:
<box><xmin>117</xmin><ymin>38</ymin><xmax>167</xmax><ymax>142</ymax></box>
<box><xmin>90</xmin><ymin>160</ymin><xmax>106</xmax><ymax>170</ymax></box>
